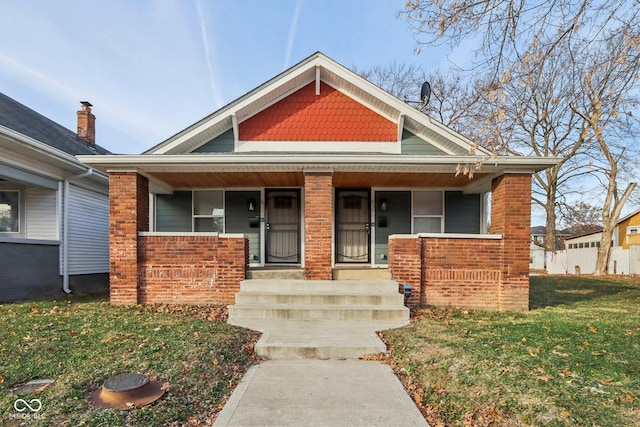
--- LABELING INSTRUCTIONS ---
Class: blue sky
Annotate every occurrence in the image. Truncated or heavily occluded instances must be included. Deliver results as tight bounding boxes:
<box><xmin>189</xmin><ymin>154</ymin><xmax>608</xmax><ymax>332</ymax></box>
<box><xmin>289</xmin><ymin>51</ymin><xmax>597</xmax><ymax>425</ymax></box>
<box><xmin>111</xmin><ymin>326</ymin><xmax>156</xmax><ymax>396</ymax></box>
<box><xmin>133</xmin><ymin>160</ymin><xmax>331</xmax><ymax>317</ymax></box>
<box><xmin>0</xmin><ymin>1</ymin><xmax>462</xmax><ymax>154</ymax></box>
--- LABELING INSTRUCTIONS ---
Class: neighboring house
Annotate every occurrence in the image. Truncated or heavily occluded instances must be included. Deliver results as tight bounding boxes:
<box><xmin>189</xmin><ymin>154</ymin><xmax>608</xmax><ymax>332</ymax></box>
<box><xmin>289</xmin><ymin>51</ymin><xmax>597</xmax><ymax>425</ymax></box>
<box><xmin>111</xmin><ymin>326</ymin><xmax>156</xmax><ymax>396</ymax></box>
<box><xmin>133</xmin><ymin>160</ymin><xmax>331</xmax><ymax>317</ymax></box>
<box><xmin>547</xmin><ymin>208</ymin><xmax>640</xmax><ymax>275</ymax></box>
<box><xmin>615</xmin><ymin>209</ymin><xmax>640</xmax><ymax>249</ymax></box>
<box><xmin>529</xmin><ymin>226</ymin><xmax>571</xmax><ymax>271</ymax></box>
<box><xmin>81</xmin><ymin>52</ymin><xmax>557</xmax><ymax>311</ymax></box>
<box><xmin>0</xmin><ymin>94</ymin><xmax>110</xmax><ymax>301</ymax></box>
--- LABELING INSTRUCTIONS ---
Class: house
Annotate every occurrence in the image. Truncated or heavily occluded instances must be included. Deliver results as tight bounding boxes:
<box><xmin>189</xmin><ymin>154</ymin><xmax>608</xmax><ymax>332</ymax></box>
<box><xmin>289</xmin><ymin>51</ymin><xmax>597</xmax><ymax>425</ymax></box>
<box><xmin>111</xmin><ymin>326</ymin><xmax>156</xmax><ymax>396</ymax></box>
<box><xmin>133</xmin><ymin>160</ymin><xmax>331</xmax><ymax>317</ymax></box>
<box><xmin>615</xmin><ymin>208</ymin><xmax>640</xmax><ymax>249</ymax></box>
<box><xmin>548</xmin><ymin>208</ymin><xmax>640</xmax><ymax>275</ymax></box>
<box><xmin>80</xmin><ymin>52</ymin><xmax>557</xmax><ymax>311</ymax></box>
<box><xmin>0</xmin><ymin>94</ymin><xmax>110</xmax><ymax>301</ymax></box>
<box><xmin>529</xmin><ymin>226</ymin><xmax>572</xmax><ymax>271</ymax></box>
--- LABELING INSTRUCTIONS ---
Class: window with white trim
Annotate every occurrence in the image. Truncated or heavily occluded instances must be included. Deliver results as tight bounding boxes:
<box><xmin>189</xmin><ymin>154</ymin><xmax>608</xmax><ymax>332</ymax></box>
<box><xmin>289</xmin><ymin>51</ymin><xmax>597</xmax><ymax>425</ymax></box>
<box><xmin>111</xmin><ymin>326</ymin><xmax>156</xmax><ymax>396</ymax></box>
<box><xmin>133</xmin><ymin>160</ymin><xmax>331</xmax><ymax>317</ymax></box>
<box><xmin>193</xmin><ymin>190</ymin><xmax>224</xmax><ymax>232</ymax></box>
<box><xmin>0</xmin><ymin>191</ymin><xmax>19</xmax><ymax>233</ymax></box>
<box><xmin>412</xmin><ymin>190</ymin><xmax>443</xmax><ymax>233</ymax></box>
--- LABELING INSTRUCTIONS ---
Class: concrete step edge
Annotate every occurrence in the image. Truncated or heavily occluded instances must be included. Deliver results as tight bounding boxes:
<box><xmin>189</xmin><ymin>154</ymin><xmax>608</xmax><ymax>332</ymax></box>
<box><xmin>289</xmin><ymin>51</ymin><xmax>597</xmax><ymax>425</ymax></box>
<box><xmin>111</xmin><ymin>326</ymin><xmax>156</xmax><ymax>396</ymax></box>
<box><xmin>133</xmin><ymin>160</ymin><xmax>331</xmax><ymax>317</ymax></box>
<box><xmin>229</xmin><ymin>304</ymin><xmax>409</xmax><ymax>311</ymax></box>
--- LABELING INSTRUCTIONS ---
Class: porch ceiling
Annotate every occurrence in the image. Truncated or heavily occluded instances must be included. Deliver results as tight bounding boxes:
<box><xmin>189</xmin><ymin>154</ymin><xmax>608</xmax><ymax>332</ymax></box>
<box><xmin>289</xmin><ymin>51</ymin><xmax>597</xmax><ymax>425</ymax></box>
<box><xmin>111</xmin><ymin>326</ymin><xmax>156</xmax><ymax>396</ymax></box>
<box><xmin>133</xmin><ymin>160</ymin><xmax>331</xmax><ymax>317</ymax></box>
<box><xmin>145</xmin><ymin>170</ymin><xmax>489</xmax><ymax>190</ymax></box>
<box><xmin>332</xmin><ymin>172</ymin><xmax>490</xmax><ymax>188</ymax></box>
<box><xmin>148</xmin><ymin>171</ymin><xmax>304</xmax><ymax>188</ymax></box>
<box><xmin>78</xmin><ymin>153</ymin><xmax>559</xmax><ymax>193</ymax></box>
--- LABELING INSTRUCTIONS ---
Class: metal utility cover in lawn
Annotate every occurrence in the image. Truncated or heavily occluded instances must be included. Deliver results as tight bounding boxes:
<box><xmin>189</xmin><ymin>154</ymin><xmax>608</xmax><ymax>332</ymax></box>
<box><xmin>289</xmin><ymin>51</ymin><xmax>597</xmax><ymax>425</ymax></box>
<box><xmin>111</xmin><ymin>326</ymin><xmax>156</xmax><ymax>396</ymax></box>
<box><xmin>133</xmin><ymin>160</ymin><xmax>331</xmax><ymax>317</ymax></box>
<box><xmin>90</xmin><ymin>373</ymin><xmax>165</xmax><ymax>410</ymax></box>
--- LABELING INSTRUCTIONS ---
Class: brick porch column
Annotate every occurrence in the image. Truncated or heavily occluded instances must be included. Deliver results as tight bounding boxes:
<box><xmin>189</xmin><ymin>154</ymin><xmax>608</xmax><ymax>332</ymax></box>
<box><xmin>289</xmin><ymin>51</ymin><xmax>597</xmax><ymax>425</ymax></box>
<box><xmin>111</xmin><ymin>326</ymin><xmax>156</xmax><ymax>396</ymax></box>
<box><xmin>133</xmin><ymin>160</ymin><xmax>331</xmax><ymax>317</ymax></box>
<box><xmin>491</xmin><ymin>173</ymin><xmax>532</xmax><ymax>311</ymax></box>
<box><xmin>109</xmin><ymin>172</ymin><xmax>149</xmax><ymax>305</ymax></box>
<box><xmin>304</xmin><ymin>171</ymin><xmax>333</xmax><ymax>280</ymax></box>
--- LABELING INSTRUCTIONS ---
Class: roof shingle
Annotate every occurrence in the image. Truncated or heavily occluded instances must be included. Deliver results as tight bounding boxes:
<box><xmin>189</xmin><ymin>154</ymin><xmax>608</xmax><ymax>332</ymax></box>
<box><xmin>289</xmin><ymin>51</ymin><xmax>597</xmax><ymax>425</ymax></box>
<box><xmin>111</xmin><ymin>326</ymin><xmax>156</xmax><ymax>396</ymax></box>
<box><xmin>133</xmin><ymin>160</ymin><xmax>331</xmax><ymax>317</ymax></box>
<box><xmin>0</xmin><ymin>92</ymin><xmax>111</xmax><ymax>155</ymax></box>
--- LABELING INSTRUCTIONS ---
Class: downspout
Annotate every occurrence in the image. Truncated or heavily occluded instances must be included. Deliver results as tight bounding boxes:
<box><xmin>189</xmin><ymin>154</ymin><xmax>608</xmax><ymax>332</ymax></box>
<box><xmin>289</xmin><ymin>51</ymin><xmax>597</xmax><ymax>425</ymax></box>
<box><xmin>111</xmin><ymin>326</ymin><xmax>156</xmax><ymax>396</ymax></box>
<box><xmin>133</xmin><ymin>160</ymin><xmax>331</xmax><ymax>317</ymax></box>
<box><xmin>62</xmin><ymin>168</ymin><xmax>93</xmax><ymax>294</ymax></box>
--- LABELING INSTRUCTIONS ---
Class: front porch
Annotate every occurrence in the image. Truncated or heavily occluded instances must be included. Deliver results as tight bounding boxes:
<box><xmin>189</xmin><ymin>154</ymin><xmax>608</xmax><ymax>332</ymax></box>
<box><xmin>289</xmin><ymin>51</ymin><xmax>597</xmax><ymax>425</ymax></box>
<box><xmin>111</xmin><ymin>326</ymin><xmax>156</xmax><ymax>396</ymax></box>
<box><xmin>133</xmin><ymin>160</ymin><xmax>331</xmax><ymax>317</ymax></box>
<box><xmin>106</xmin><ymin>168</ymin><xmax>532</xmax><ymax>311</ymax></box>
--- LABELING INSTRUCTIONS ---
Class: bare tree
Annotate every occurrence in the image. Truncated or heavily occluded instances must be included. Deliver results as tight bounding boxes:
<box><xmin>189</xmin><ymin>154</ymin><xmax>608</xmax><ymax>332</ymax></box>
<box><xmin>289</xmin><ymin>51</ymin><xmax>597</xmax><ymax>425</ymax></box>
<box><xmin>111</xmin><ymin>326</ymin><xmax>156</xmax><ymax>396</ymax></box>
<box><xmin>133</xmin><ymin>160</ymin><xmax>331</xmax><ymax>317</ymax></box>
<box><xmin>399</xmin><ymin>0</ymin><xmax>640</xmax><ymax>274</ymax></box>
<box><xmin>479</xmin><ymin>41</ymin><xmax>598</xmax><ymax>252</ymax></box>
<box><xmin>355</xmin><ymin>63</ymin><xmax>489</xmax><ymax>144</ymax></box>
<box><xmin>400</xmin><ymin>0</ymin><xmax>635</xmax><ymax>77</ymax></box>
<box><xmin>559</xmin><ymin>201</ymin><xmax>603</xmax><ymax>234</ymax></box>
<box><xmin>569</xmin><ymin>31</ymin><xmax>640</xmax><ymax>275</ymax></box>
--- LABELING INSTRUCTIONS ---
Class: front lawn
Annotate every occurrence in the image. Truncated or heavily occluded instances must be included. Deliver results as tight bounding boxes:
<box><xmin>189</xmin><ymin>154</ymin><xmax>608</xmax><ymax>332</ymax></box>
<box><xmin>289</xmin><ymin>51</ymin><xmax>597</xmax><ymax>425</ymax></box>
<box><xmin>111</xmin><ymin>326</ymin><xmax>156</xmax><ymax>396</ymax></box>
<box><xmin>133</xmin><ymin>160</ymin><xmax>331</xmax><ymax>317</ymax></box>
<box><xmin>382</xmin><ymin>276</ymin><xmax>640</xmax><ymax>426</ymax></box>
<box><xmin>0</xmin><ymin>295</ymin><xmax>259</xmax><ymax>426</ymax></box>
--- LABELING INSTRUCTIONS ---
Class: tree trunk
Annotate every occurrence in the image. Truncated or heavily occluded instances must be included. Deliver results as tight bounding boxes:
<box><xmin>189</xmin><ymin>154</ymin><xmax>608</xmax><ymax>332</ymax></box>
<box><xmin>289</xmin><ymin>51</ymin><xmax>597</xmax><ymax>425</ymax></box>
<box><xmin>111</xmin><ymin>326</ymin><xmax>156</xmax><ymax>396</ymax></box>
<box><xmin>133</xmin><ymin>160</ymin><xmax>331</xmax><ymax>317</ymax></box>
<box><xmin>544</xmin><ymin>184</ymin><xmax>557</xmax><ymax>252</ymax></box>
<box><xmin>594</xmin><ymin>182</ymin><xmax>636</xmax><ymax>276</ymax></box>
<box><xmin>594</xmin><ymin>221</ymin><xmax>614</xmax><ymax>276</ymax></box>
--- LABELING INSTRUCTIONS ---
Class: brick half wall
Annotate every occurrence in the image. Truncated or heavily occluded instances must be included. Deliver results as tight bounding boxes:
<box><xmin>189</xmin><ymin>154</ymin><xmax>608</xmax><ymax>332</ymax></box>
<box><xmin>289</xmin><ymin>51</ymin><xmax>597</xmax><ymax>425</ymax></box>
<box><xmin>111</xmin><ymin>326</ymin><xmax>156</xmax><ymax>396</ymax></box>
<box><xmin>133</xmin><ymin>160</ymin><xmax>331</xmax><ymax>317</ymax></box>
<box><xmin>137</xmin><ymin>234</ymin><xmax>248</xmax><ymax>305</ymax></box>
<box><xmin>389</xmin><ymin>235</ymin><xmax>508</xmax><ymax>311</ymax></box>
<box><xmin>420</xmin><ymin>237</ymin><xmax>502</xmax><ymax>310</ymax></box>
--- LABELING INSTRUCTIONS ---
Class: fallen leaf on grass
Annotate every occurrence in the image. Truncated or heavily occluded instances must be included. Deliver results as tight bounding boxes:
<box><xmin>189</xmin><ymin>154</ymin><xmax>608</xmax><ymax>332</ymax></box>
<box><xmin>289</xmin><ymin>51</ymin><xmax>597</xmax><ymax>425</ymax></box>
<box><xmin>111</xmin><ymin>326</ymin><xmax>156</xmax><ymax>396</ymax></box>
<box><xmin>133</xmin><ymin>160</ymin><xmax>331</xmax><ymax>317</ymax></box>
<box><xmin>619</xmin><ymin>393</ymin><xmax>635</xmax><ymax>404</ymax></box>
<box><xmin>589</xmin><ymin>326</ymin><xmax>598</xmax><ymax>333</ymax></box>
<box><xmin>552</xmin><ymin>350</ymin><xmax>570</xmax><ymax>358</ymax></box>
<box><xmin>559</xmin><ymin>368</ymin><xmax>575</xmax><ymax>378</ymax></box>
<box><xmin>591</xmin><ymin>350</ymin><xmax>607</xmax><ymax>356</ymax></box>
<box><xmin>0</xmin><ymin>374</ymin><xmax>4</xmax><ymax>383</ymax></box>
<box><xmin>412</xmin><ymin>389</ymin><xmax>424</xmax><ymax>408</ymax></box>
<box><xmin>536</xmin><ymin>374</ymin><xmax>553</xmax><ymax>382</ymax></box>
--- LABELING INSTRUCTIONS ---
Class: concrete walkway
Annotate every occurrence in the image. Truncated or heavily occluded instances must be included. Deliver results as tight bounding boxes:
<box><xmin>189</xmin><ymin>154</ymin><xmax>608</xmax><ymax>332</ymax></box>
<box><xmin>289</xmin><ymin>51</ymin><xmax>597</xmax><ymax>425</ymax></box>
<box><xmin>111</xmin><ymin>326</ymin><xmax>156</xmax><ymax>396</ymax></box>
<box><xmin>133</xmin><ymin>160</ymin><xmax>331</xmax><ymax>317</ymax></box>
<box><xmin>214</xmin><ymin>320</ymin><xmax>429</xmax><ymax>426</ymax></box>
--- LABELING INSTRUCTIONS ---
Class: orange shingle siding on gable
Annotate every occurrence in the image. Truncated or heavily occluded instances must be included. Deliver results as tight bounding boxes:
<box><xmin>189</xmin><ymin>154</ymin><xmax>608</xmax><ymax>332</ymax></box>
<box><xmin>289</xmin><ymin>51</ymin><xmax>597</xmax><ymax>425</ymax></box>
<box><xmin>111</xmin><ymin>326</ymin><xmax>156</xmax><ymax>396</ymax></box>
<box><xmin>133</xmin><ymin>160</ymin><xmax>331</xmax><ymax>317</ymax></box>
<box><xmin>239</xmin><ymin>82</ymin><xmax>397</xmax><ymax>141</ymax></box>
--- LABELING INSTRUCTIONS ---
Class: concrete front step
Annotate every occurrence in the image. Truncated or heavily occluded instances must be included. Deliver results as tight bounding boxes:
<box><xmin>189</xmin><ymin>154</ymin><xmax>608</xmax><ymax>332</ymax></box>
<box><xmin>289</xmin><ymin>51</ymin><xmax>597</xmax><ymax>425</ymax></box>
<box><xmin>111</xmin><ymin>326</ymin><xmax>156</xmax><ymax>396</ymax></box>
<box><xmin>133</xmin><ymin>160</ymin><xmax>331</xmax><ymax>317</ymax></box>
<box><xmin>234</xmin><ymin>291</ymin><xmax>404</xmax><ymax>306</ymax></box>
<box><xmin>332</xmin><ymin>268</ymin><xmax>392</xmax><ymax>280</ymax></box>
<box><xmin>228</xmin><ymin>304</ymin><xmax>409</xmax><ymax>321</ymax></box>
<box><xmin>228</xmin><ymin>279</ymin><xmax>409</xmax><ymax>358</ymax></box>
<box><xmin>228</xmin><ymin>320</ymin><xmax>409</xmax><ymax>360</ymax></box>
<box><xmin>239</xmin><ymin>279</ymin><xmax>400</xmax><ymax>293</ymax></box>
<box><xmin>246</xmin><ymin>268</ymin><xmax>305</xmax><ymax>280</ymax></box>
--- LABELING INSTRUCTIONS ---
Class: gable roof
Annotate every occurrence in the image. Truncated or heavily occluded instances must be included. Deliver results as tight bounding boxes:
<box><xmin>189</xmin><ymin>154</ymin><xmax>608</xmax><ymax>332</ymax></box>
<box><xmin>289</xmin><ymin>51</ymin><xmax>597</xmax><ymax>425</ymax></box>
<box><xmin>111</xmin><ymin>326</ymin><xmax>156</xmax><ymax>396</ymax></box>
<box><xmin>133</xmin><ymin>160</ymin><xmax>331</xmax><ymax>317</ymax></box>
<box><xmin>617</xmin><ymin>208</ymin><xmax>640</xmax><ymax>224</ymax></box>
<box><xmin>80</xmin><ymin>52</ymin><xmax>559</xmax><ymax>194</ymax></box>
<box><xmin>145</xmin><ymin>52</ymin><xmax>491</xmax><ymax>156</ymax></box>
<box><xmin>0</xmin><ymin>92</ymin><xmax>111</xmax><ymax>156</ymax></box>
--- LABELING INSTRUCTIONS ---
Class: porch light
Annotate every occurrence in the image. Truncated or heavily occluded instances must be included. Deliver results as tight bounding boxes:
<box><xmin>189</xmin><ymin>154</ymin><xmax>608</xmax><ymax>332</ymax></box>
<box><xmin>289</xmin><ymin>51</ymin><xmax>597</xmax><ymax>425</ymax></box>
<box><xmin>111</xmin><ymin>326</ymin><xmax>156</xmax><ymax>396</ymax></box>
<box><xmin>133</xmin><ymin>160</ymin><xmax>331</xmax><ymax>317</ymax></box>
<box><xmin>379</xmin><ymin>198</ymin><xmax>389</xmax><ymax>211</ymax></box>
<box><xmin>247</xmin><ymin>199</ymin><xmax>257</xmax><ymax>212</ymax></box>
<box><xmin>404</xmin><ymin>284</ymin><xmax>412</xmax><ymax>300</ymax></box>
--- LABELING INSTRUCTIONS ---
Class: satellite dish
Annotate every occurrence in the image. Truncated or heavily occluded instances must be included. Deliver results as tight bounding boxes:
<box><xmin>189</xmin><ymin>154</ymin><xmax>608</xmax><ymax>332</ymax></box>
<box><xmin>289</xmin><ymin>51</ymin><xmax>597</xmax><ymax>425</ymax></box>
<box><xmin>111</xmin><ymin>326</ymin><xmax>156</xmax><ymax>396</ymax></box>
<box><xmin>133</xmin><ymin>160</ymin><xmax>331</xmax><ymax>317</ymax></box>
<box><xmin>420</xmin><ymin>81</ymin><xmax>431</xmax><ymax>105</ymax></box>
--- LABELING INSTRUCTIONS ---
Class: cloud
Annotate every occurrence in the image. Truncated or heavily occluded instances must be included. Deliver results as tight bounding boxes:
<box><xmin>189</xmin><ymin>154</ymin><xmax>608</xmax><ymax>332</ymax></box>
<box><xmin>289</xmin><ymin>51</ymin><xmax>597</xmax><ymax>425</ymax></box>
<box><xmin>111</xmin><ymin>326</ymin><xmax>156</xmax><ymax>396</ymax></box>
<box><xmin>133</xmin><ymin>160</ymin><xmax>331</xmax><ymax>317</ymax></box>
<box><xmin>195</xmin><ymin>0</ymin><xmax>225</xmax><ymax>108</ymax></box>
<box><xmin>0</xmin><ymin>52</ymin><xmax>172</xmax><ymax>152</ymax></box>
<box><xmin>283</xmin><ymin>0</ymin><xmax>303</xmax><ymax>70</ymax></box>
<box><xmin>0</xmin><ymin>52</ymin><xmax>79</xmax><ymax>102</ymax></box>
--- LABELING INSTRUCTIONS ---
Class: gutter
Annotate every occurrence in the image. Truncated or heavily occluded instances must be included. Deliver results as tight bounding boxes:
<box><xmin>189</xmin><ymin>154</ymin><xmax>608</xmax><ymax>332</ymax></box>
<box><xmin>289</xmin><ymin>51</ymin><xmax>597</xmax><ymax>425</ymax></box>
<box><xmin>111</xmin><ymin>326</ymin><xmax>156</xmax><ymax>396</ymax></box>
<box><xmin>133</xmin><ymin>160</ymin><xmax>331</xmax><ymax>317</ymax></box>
<box><xmin>62</xmin><ymin>168</ymin><xmax>93</xmax><ymax>294</ymax></box>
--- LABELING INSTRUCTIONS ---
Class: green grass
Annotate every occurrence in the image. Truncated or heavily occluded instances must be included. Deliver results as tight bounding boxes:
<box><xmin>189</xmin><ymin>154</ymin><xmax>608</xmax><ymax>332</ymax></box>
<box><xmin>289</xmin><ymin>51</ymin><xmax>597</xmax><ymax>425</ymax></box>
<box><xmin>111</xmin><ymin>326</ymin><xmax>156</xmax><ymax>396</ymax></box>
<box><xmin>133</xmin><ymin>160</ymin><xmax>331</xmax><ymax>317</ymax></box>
<box><xmin>0</xmin><ymin>294</ymin><xmax>259</xmax><ymax>426</ymax></box>
<box><xmin>382</xmin><ymin>276</ymin><xmax>640</xmax><ymax>427</ymax></box>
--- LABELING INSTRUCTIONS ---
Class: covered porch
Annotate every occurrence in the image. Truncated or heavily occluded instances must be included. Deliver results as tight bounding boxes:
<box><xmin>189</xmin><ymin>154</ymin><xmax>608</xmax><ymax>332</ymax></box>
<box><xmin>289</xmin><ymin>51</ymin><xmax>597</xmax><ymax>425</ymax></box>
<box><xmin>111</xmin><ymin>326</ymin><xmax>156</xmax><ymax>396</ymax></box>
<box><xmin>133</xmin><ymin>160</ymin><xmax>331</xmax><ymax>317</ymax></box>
<box><xmin>84</xmin><ymin>153</ymin><xmax>552</xmax><ymax>310</ymax></box>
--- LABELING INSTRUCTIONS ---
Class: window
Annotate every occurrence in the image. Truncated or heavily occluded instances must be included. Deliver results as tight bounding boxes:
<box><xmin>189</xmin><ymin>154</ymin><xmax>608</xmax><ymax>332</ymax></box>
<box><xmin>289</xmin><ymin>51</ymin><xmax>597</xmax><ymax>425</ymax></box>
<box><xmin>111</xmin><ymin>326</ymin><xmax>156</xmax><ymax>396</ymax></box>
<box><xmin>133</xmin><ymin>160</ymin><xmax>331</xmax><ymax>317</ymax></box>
<box><xmin>413</xmin><ymin>191</ymin><xmax>443</xmax><ymax>233</ymax></box>
<box><xmin>193</xmin><ymin>190</ymin><xmax>224</xmax><ymax>232</ymax></box>
<box><xmin>0</xmin><ymin>191</ymin><xmax>19</xmax><ymax>232</ymax></box>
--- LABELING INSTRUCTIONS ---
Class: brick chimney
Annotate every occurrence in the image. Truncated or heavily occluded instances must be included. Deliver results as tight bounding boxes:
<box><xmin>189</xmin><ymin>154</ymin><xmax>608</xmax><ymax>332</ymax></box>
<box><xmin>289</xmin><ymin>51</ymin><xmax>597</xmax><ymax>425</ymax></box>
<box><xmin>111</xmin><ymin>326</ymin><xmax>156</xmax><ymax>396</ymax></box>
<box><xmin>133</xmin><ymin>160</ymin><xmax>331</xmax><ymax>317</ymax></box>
<box><xmin>77</xmin><ymin>101</ymin><xmax>95</xmax><ymax>144</ymax></box>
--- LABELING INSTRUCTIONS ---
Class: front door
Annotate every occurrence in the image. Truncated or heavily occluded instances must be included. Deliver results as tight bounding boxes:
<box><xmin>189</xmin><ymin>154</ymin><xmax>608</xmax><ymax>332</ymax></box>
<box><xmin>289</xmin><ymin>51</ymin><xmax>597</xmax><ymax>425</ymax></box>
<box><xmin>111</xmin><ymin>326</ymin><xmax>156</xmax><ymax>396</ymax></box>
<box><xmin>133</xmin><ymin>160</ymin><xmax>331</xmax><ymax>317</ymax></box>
<box><xmin>335</xmin><ymin>189</ymin><xmax>371</xmax><ymax>263</ymax></box>
<box><xmin>265</xmin><ymin>189</ymin><xmax>300</xmax><ymax>263</ymax></box>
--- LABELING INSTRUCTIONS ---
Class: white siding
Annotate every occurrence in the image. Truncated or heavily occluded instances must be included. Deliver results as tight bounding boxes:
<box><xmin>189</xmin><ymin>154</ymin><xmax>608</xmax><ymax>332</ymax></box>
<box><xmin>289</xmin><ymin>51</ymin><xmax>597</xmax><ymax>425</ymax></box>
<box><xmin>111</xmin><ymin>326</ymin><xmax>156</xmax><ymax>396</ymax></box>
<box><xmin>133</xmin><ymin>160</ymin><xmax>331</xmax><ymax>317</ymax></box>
<box><xmin>67</xmin><ymin>184</ymin><xmax>109</xmax><ymax>274</ymax></box>
<box><xmin>25</xmin><ymin>187</ymin><xmax>59</xmax><ymax>240</ymax></box>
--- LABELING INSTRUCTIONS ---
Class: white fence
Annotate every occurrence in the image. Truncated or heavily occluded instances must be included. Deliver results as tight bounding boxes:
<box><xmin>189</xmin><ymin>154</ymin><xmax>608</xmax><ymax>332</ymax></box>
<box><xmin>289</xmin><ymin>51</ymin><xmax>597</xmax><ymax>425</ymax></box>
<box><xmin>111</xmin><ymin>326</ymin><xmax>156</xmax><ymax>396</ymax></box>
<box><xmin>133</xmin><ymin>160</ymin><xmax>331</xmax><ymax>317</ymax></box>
<box><xmin>546</xmin><ymin>245</ymin><xmax>640</xmax><ymax>275</ymax></box>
